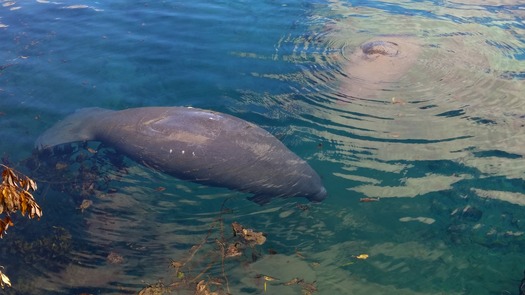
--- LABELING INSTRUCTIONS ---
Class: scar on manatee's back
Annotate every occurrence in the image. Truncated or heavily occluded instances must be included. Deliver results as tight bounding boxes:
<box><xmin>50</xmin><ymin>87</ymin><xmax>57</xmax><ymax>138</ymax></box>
<box><xmin>168</xmin><ymin>131</ymin><xmax>210</xmax><ymax>145</ymax></box>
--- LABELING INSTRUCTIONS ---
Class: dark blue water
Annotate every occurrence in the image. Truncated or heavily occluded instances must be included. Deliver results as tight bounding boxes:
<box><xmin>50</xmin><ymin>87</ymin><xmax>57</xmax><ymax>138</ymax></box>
<box><xmin>1</xmin><ymin>0</ymin><xmax>525</xmax><ymax>294</ymax></box>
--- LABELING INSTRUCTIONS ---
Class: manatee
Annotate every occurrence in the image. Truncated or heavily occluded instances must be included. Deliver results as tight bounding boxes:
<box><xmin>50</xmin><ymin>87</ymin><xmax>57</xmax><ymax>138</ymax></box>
<box><xmin>360</xmin><ymin>40</ymin><xmax>399</xmax><ymax>57</ymax></box>
<box><xmin>340</xmin><ymin>36</ymin><xmax>421</xmax><ymax>99</ymax></box>
<box><xmin>35</xmin><ymin>107</ymin><xmax>327</xmax><ymax>204</ymax></box>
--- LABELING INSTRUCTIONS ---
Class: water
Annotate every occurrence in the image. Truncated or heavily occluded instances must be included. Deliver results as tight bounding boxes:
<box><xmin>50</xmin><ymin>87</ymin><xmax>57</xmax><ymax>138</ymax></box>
<box><xmin>1</xmin><ymin>0</ymin><xmax>525</xmax><ymax>294</ymax></box>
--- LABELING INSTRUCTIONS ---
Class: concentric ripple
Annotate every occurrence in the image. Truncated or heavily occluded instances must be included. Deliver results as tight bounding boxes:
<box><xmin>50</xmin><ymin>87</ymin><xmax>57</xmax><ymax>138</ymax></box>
<box><xmin>268</xmin><ymin>1</ymin><xmax>525</xmax><ymax>203</ymax></box>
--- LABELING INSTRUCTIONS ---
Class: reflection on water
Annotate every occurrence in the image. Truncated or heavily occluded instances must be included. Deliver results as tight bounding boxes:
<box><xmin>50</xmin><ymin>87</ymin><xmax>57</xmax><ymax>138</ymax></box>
<box><xmin>286</xmin><ymin>0</ymin><xmax>525</xmax><ymax>193</ymax></box>
<box><xmin>259</xmin><ymin>0</ymin><xmax>525</xmax><ymax>293</ymax></box>
<box><xmin>1</xmin><ymin>0</ymin><xmax>525</xmax><ymax>294</ymax></box>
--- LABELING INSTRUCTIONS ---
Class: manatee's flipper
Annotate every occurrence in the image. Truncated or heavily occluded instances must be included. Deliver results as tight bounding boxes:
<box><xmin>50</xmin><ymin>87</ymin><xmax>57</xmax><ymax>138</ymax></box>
<box><xmin>35</xmin><ymin>107</ymin><xmax>111</xmax><ymax>150</ymax></box>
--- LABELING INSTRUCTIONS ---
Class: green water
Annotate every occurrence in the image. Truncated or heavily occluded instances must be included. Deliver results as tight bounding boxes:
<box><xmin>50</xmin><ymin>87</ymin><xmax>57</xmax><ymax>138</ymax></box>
<box><xmin>0</xmin><ymin>0</ymin><xmax>525</xmax><ymax>294</ymax></box>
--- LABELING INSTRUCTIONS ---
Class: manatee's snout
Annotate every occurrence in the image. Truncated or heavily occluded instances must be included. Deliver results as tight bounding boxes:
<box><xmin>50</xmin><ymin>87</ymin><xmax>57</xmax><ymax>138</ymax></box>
<box><xmin>308</xmin><ymin>186</ymin><xmax>327</xmax><ymax>202</ymax></box>
<box><xmin>361</xmin><ymin>40</ymin><xmax>399</xmax><ymax>57</ymax></box>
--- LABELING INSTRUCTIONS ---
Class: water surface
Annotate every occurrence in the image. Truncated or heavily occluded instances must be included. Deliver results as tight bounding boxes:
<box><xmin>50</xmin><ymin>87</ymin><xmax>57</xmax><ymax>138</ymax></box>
<box><xmin>1</xmin><ymin>0</ymin><xmax>525</xmax><ymax>294</ymax></box>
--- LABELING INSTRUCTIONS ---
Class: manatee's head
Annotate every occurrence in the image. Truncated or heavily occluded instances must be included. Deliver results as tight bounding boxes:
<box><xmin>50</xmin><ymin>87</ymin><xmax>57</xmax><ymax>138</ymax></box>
<box><xmin>306</xmin><ymin>186</ymin><xmax>328</xmax><ymax>203</ymax></box>
<box><xmin>360</xmin><ymin>40</ymin><xmax>399</xmax><ymax>58</ymax></box>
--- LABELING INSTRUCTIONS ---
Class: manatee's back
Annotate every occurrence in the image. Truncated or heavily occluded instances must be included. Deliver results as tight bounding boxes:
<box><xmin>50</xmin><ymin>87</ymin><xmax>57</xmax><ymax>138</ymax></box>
<box><xmin>96</xmin><ymin>107</ymin><xmax>325</xmax><ymax>202</ymax></box>
<box><xmin>134</xmin><ymin>107</ymin><xmax>325</xmax><ymax>202</ymax></box>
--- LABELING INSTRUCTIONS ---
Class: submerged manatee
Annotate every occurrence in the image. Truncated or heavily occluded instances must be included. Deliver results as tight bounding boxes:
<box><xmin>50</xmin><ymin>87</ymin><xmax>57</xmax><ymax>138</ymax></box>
<box><xmin>35</xmin><ymin>107</ymin><xmax>327</xmax><ymax>204</ymax></box>
<box><xmin>340</xmin><ymin>36</ymin><xmax>421</xmax><ymax>99</ymax></box>
<box><xmin>360</xmin><ymin>40</ymin><xmax>399</xmax><ymax>57</ymax></box>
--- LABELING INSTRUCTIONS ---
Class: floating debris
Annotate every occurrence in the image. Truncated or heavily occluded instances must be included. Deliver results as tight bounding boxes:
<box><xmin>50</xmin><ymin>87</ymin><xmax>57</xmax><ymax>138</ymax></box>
<box><xmin>0</xmin><ymin>165</ymin><xmax>42</xmax><ymax>288</ymax></box>
<box><xmin>231</xmin><ymin>222</ymin><xmax>266</xmax><ymax>246</ymax></box>
<box><xmin>78</xmin><ymin>199</ymin><xmax>93</xmax><ymax>212</ymax></box>
<box><xmin>0</xmin><ymin>268</ymin><xmax>11</xmax><ymax>289</ymax></box>
<box><xmin>359</xmin><ymin>197</ymin><xmax>380</xmax><ymax>202</ymax></box>
<box><xmin>224</xmin><ymin>242</ymin><xmax>242</xmax><ymax>258</ymax></box>
<box><xmin>255</xmin><ymin>274</ymin><xmax>279</xmax><ymax>292</ymax></box>
<box><xmin>0</xmin><ymin>165</ymin><xmax>42</xmax><ymax>237</ymax></box>
<box><xmin>195</xmin><ymin>280</ymin><xmax>221</xmax><ymax>295</ymax></box>
<box><xmin>282</xmin><ymin>277</ymin><xmax>317</xmax><ymax>294</ymax></box>
<box><xmin>342</xmin><ymin>253</ymin><xmax>370</xmax><ymax>267</ymax></box>
<box><xmin>283</xmin><ymin>277</ymin><xmax>302</xmax><ymax>286</ymax></box>
<box><xmin>106</xmin><ymin>251</ymin><xmax>124</xmax><ymax>264</ymax></box>
<box><xmin>138</xmin><ymin>282</ymin><xmax>169</xmax><ymax>295</ymax></box>
<box><xmin>354</xmin><ymin>254</ymin><xmax>369</xmax><ymax>260</ymax></box>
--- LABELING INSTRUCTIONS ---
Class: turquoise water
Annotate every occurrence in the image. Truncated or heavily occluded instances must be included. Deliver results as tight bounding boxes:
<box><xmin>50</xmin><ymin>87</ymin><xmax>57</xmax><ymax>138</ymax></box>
<box><xmin>1</xmin><ymin>0</ymin><xmax>525</xmax><ymax>294</ymax></box>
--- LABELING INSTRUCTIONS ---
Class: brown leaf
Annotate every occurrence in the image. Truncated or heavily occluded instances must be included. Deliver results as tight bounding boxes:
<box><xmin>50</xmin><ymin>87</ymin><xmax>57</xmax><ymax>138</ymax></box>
<box><xmin>231</xmin><ymin>222</ymin><xmax>266</xmax><ymax>246</ymax></box>
<box><xmin>195</xmin><ymin>280</ymin><xmax>219</xmax><ymax>295</ymax></box>
<box><xmin>20</xmin><ymin>192</ymin><xmax>28</xmax><ymax>216</ymax></box>
<box><xmin>78</xmin><ymin>199</ymin><xmax>93</xmax><ymax>212</ymax></box>
<box><xmin>0</xmin><ymin>216</ymin><xmax>13</xmax><ymax>238</ymax></box>
<box><xmin>283</xmin><ymin>277</ymin><xmax>303</xmax><ymax>286</ymax></box>
<box><xmin>242</xmin><ymin>228</ymin><xmax>266</xmax><ymax>245</ymax></box>
<box><xmin>170</xmin><ymin>260</ymin><xmax>183</xmax><ymax>268</ymax></box>
<box><xmin>225</xmin><ymin>243</ymin><xmax>242</xmax><ymax>258</ymax></box>
<box><xmin>27</xmin><ymin>177</ymin><xmax>37</xmax><ymax>191</ymax></box>
<box><xmin>232</xmin><ymin>222</ymin><xmax>243</xmax><ymax>236</ymax></box>
<box><xmin>0</xmin><ymin>166</ymin><xmax>42</xmax><ymax>236</ymax></box>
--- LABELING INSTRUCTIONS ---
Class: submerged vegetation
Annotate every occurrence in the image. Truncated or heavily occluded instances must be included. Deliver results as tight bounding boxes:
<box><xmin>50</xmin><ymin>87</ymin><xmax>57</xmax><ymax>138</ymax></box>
<box><xmin>0</xmin><ymin>144</ymin><xmax>319</xmax><ymax>294</ymax></box>
<box><xmin>0</xmin><ymin>164</ymin><xmax>43</xmax><ymax>288</ymax></box>
<box><xmin>139</xmin><ymin>211</ymin><xmax>317</xmax><ymax>295</ymax></box>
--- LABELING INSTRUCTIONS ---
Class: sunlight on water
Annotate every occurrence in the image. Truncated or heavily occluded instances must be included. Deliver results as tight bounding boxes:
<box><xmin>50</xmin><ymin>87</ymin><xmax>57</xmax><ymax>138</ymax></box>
<box><xmin>1</xmin><ymin>0</ymin><xmax>525</xmax><ymax>294</ymax></box>
<box><xmin>271</xmin><ymin>0</ymin><xmax>525</xmax><ymax>192</ymax></box>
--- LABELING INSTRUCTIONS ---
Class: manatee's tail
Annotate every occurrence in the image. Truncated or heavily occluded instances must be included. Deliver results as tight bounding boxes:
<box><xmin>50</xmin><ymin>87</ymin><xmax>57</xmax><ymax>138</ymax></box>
<box><xmin>35</xmin><ymin>107</ymin><xmax>112</xmax><ymax>150</ymax></box>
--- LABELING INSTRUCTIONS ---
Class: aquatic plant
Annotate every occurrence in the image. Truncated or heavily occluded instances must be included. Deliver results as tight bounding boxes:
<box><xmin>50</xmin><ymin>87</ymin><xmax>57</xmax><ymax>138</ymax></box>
<box><xmin>23</xmin><ymin>146</ymin><xmax>316</xmax><ymax>293</ymax></box>
<box><xmin>0</xmin><ymin>164</ymin><xmax>43</xmax><ymax>288</ymax></box>
<box><xmin>137</xmin><ymin>200</ymin><xmax>317</xmax><ymax>295</ymax></box>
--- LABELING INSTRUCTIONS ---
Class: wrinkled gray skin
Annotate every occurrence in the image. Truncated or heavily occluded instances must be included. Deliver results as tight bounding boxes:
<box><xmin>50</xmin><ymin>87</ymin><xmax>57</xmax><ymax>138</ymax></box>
<box><xmin>360</xmin><ymin>40</ymin><xmax>399</xmax><ymax>57</ymax></box>
<box><xmin>35</xmin><ymin>107</ymin><xmax>327</xmax><ymax>205</ymax></box>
